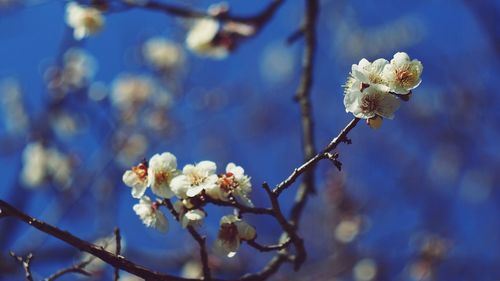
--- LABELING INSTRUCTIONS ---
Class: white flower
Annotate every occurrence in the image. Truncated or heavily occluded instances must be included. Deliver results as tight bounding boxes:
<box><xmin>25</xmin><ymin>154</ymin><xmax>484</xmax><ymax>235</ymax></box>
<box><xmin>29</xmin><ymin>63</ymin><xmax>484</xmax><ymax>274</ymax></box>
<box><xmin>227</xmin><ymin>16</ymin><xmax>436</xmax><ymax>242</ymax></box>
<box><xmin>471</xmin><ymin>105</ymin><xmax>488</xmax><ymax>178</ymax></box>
<box><xmin>208</xmin><ymin>163</ymin><xmax>253</xmax><ymax>207</ymax></box>
<box><xmin>173</xmin><ymin>200</ymin><xmax>205</xmax><ymax>228</ymax></box>
<box><xmin>45</xmin><ymin>148</ymin><xmax>72</xmax><ymax>188</ymax></box>
<box><xmin>65</xmin><ymin>2</ymin><xmax>104</xmax><ymax>40</ymax></box>
<box><xmin>215</xmin><ymin>215</ymin><xmax>256</xmax><ymax>257</ymax></box>
<box><xmin>186</xmin><ymin>18</ymin><xmax>229</xmax><ymax>59</ymax></box>
<box><xmin>122</xmin><ymin>161</ymin><xmax>149</xmax><ymax>198</ymax></box>
<box><xmin>143</xmin><ymin>37</ymin><xmax>184</xmax><ymax>71</ymax></box>
<box><xmin>133</xmin><ymin>196</ymin><xmax>168</xmax><ymax>232</ymax></box>
<box><xmin>21</xmin><ymin>142</ymin><xmax>46</xmax><ymax>188</ymax></box>
<box><xmin>382</xmin><ymin>52</ymin><xmax>423</xmax><ymax>94</ymax></box>
<box><xmin>344</xmin><ymin>83</ymin><xmax>400</xmax><ymax>120</ymax></box>
<box><xmin>110</xmin><ymin>74</ymin><xmax>154</xmax><ymax>109</ymax></box>
<box><xmin>170</xmin><ymin>161</ymin><xmax>219</xmax><ymax>198</ymax></box>
<box><xmin>351</xmin><ymin>58</ymin><xmax>388</xmax><ymax>86</ymax></box>
<box><xmin>147</xmin><ymin>152</ymin><xmax>178</xmax><ymax>198</ymax></box>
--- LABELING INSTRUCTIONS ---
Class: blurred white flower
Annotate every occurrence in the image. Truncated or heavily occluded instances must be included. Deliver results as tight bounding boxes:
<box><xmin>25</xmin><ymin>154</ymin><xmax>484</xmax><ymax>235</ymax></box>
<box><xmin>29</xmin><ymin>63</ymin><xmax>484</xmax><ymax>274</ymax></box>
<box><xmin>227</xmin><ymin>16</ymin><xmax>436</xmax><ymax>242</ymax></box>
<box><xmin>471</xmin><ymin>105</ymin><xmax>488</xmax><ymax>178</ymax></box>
<box><xmin>186</xmin><ymin>18</ymin><xmax>228</xmax><ymax>59</ymax></box>
<box><xmin>45</xmin><ymin>148</ymin><xmax>73</xmax><ymax>189</ymax></box>
<box><xmin>110</xmin><ymin>74</ymin><xmax>154</xmax><ymax>109</ymax></box>
<box><xmin>65</xmin><ymin>2</ymin><xmax>104</xmax><ymax>40</ymax></box>
<box><xmin>133</xmin><ymin>196</ymin><xmax>168</xmax><ymax>232</ymax></box>
<box><xmin>20</xmin><ymin>142</ymin><xmax>73</xmax><ymax>189</ymax></box>
<box><xmin>122</xmin><ymin>161</ymin><xmax>149</xmax><ymax>198</ymax></box>
<box><xmin>21</xmin><ymin>142</ymin><xmax>46</xmax><ymax>188</ymax></box>
<box><xmin>173</xmin><ymin>200</ymin><xmax>205</xmax><ymax>228</ymax></box>
<box><xmin>170</xmin><ymin>161</ymin><xmax>219</xmax><ymax>198</ymax></box>
<box><xmin>143</xmin><ymin>37</ymin><xmax>184</xmax><ymax>71</ymax></box>
<box><xmin>147</xmin><ymin>152</ymin><xmax>178</xmax><ymax>198</ymax></box>
<box><xmin>62</xmin><ymin>48</ymin><xmax>97</xmax><ymax>89</ymax></box>
<box><xmin>208</xmin><ymin>163</ymin><xmax>253</xmax><ymax>207</ymax></box>
<box><xmin>215</xmin><ymin>215</ymin><xmax>256</xmax><ymax>257</ymax></box>
<box><xmin>382</xmin><ymin>52</ymin><xmax>423</xmax><ymax>94</ymax></box>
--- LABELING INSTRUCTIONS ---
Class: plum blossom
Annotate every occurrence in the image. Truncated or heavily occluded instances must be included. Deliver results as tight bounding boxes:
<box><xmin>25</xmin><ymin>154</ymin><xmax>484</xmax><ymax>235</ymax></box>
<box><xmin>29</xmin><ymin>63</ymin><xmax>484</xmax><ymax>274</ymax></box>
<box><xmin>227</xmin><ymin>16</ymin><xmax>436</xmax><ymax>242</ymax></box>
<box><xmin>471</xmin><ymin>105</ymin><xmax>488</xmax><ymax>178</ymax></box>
<box><xmin>185</xmin><ymin>4</ymin><xmax>255</xmax><ymax>59</ymax></box>
<box><xmin>207</xmin><ymin>163</ymin><xmax>253</xmax><ymax>207</ymax></box>
<box><xmin>133</xmin><ymin>196</ymin><xmax>168</xmax><ymax>232</ymax></box>
<box><xmin>351</xmin><ymin>58</ymin><xmax>388</xmax><ymax>86</ymax></box>
<box><xmin>173</xmin><ymin>200</ymin><xmax>206</xmax><ymax>228</ymax></box>
<box><xmin>147</xmin><ymin>152</ymin><xmax>178</xmax><ymax>198</ymax></box>
<box><xmin>122</xmin><ymin>160</ymin><xmax>149</xmax><ymax>198</ymax></box>
<box><xmin>344</xmin><ymin>84</ymin><xmax>400</xmax><ymax>128</ymax></box>
<box><xmin>215</xmin><ymin>215</ymin><xmax>256</xmax><ymax>257</ymax></box>
<box><xmin>170</xmin><ymin>161</ymin><xmax>219</xmax><ymax>198</ymax></box>
<box><xmin>382</xmin><ymin>52</ymin><xmax>423</xmax><ymax>94</ymax></box>
<box><xmin>143</xmin><ymin>37</ymin><xmax>184</xmax><ymax>71</ymax></box>
<box><xmin>65</xmin><ymin>2</ymin><xmax>104</xmax><ymax>40</ymax></box>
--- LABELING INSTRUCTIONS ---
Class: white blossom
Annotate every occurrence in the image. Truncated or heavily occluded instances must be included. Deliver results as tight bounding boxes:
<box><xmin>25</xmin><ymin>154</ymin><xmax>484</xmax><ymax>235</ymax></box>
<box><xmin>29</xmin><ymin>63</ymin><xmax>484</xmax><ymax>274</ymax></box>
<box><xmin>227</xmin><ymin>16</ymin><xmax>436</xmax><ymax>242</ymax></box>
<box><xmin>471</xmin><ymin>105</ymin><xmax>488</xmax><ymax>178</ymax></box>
<box><xmin>133</xmin><ymin>196</ymin><xmax>168</xmax><ymax>232</ymax></box>
<box><xmin>344</xmin><ymin>83</ymin><xmax>400</xmax><ymax>121</ymax></box>
<box><xmin>21</xmin><ymin>142</ymin><xmax>46</xmax><ymax>188</ymax></box>
<box><xmin>170</xmin><ymin>161</ymin><xmax>219</xmax><ymax>198</ymax></box>
<box><xmin>173</xmin><ymin>200</ymin><xmax>205</xmax><ymax>228</ymax></box>
<box><xmin>20</xmin><ymin>142</ymin><xmax>72</xmax><ymax>189</ymax></box>
<box><xmin>65</xmin><ymin>2</ymin><xmax>104</xmax><ymax>40</ymax></box>
<box><xmin>382</xmin><ymin>52</ymin><xmax>423</xmax><ymax>94</ymax></box>
<box><xmin>110</xmin><ymin>74</ymin><xmax>154</xmax><ymax>109</ymax></box>
<box><xmin>143</xmin><ymin>37</ymin><xmax>184</xmax><ymax>71</ymax></box>
<box><xmin>207</xmin><ymin>163</ymin><xmax>253</xmax><ymax>207</ymax></box>
<box><xmin>351</xmin><ymin>58</ymin><xmax>388</xmax><ymax>86</ymax></box>
<box><xmin>215</xmin><ymin>215</ymin><xmax>256</xmax><ymax>257</ymax></box>
<box><xmin>186</xmin><ymin>18</ymin><xmax>229</xmax><ymax>59</ymax></box>
<box><xmin>147</xmin><ymin>152</ymin><xmax>178</xmax><ymax>198</ymax></box>
<box><xmin>122</xmin><ymin>161</ymin><xmax>149</xmax><ymax>198</ymax></box>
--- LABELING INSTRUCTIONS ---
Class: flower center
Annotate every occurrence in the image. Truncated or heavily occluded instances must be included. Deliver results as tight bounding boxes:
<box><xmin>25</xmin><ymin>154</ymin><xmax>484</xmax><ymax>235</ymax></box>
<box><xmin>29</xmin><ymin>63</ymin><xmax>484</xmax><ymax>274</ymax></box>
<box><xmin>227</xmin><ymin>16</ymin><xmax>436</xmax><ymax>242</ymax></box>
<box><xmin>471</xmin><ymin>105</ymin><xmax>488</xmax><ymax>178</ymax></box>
<box><xmin>395</xmin><ymin>67</ymin><xmax>414</xmax><ymax>87</ymax></box>
<box><xmin>219</xmin><ymin>172</ymin><xmax>238</xmax><ymax>193</ymax></box>
<box><xmin>189</xmin><ymin>173</ymin><xmax>206</xmax><ymax>186</ymax></box>
<box><xmin>82</xmin><ymin>14</ymin><xmax>100</xmax><ymax>30</ymax></box>
<box><xmin>132</xmin><ymin>163</ymin><xmax>148</xmax><ymax>181</ymax></box>
<box><xmin>155</xmin><ymin>171</ymin><xmax>169</xmax><ymax>185</ymax></box>
<box><xmin>218</xmin><ymin>223</ymin><xmax>238</xmax><ymax>241</ymax></box>
<box><xmin>360</xmin><ymin>94</ymin><xmax>380</xmax><ymax>114</ymax></box>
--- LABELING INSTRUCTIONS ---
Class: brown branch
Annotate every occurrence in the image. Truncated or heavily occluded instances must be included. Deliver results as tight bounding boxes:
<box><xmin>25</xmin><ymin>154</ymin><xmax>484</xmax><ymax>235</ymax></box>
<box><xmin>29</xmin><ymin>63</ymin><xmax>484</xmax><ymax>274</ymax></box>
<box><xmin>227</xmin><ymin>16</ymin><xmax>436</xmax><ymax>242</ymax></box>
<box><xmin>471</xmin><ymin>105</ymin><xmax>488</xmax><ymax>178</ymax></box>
<box><xmin>0</xmin><ymin>200</ymin><xmax>203</xmax><ymax>281</ymax></box>
<box><xmin>125</xmin><ymin>0</ymin><xmax>284</xmax><ymax>28</ymax></box>
<box><xmin>273</xmin><ymin>118</ymin><xmax>360</xmax><ymax>195</ymax></box>
<box><xmin>204</xmin><ymin>196</ymin><xmax>274</xmax><ymax>215</ymax></box>
<box><xmin>162</xmin><ymin>199</ymin><xmax>212</xmax><ymax>281</ymax></box>
<box><xmin>114</xmin><ymin>227</ymin><xmax>121</xmax><ymax>281</ymax></box>
<box><xmin>9</xmin><ymin>251</ymin><xmax>34</xmax><ymax>281</ymax></box>
<box><xmin>246</xmin><ymin>239</ymin><xmax>290</xmax><ymax>252</ymax></box>
<box><xmin>44</xmin><ymin>260</ymin><xmax>92</xmax><ymax>281</ymax></box>
<box><xmin>262</xmin><ymin>183</ymin><xmax>305</xmax><ymax>270</ymax></box>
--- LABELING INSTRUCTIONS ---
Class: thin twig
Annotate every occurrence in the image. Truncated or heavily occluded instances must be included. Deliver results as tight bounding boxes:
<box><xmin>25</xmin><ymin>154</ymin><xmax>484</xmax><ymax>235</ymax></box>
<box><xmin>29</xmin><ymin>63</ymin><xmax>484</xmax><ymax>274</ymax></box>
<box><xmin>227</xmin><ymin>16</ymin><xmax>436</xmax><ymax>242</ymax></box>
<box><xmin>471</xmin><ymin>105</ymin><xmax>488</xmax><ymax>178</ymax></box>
<box><xmin>9</xmin><ymin>251</ymin><xmax>34</xmax><ymax>281</ymax></box>
<box><xmin>44</xmin><ymin>260</ymin><xmax>92</xmax><ymax>281</ymax></box>
<box><xmin>246</xmin><ymin>239</ymin><xmax>291</xmax><ymax>252</ymax></box>
<box><xmin>114</xmin><ymin>227</ymin><xmax>122</xmax><ymax>281</ymax></box>
<box><xmin>273</xmin><ymin>118</ymin><xmax>360</xmax><ymax>196</ymax></box>
<box><xmin>162</xmin><ymin>199</ymin><xmax>212</xmax><ymax>281</ymax></box>
<box><xmin>125</xmin><ymin>0</ymin><xmax>284</xmax><ymax>28</ymax></box>
<box><xmin>204</xmin><ymin>196</ymin><xmax>273</xmax><ymax>215</ymax></box>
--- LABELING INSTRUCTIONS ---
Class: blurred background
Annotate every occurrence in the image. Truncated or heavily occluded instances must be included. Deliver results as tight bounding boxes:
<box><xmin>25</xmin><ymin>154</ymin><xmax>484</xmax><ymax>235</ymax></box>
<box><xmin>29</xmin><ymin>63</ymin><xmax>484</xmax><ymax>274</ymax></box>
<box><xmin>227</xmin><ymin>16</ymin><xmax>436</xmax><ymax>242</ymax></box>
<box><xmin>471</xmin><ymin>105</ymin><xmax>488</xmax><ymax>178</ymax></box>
<box><xmin>0</xmin><ymin>0</ymin><xmax>499</xmax><ymax>280</ymax></box>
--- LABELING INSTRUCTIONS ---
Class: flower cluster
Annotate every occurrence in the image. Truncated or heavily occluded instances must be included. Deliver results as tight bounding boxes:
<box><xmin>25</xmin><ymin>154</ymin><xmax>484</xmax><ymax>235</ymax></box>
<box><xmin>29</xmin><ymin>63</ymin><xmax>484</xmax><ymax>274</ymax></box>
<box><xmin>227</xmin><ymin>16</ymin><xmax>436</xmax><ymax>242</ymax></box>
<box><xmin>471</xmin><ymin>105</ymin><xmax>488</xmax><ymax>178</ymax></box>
<box><xmin>186</xmin><ymin>3</ymin><xmax>255</xmax><ymax>59</ymax></box>
<box><xmin>343</xmin><ymin>52</ymin><xmax>423</xmax><ymax>128</ymax></box>
<box><xmin>122</xmin><ymin>152</ymin><xmax>256</xmax><ymax>256</ymax></box>
<box><xmin>20</xmin><ymin>142</ymin><xmax>74</xmax><ymax>189</ymax></box>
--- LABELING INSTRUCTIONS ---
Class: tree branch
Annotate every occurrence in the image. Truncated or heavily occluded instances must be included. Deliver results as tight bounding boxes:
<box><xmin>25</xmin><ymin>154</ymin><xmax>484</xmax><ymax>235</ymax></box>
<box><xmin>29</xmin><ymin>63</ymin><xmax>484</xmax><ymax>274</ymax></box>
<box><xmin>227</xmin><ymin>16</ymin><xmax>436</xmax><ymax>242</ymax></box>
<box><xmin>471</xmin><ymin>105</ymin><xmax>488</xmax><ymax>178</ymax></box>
<box><xmin>44</xmin><ymin>260</ymin><xmax>92</xmax><ymax>281</ymax></box>
<box><xmin>162</xmin><ymin>199</ymin><xmax>212</xmax><ymax>281</ymax></box>
<box><xmin>273</xmin><ymin>118</ymin><xmax>360</xmax><ymax>195</ymax></box>
<box><xmin>0</xmin><ymin>200</ymin><xmax>201</xmax><ymax>281</ymax></box>
<box><xmin>114</xmin><ymin>227</ymin><xmax>122</xmax><ymax>281</ymax></box>
<box><xmin>9</xmin><ymin>251</ymin><xmax>34</xmax><ymax>281</ymax></box>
